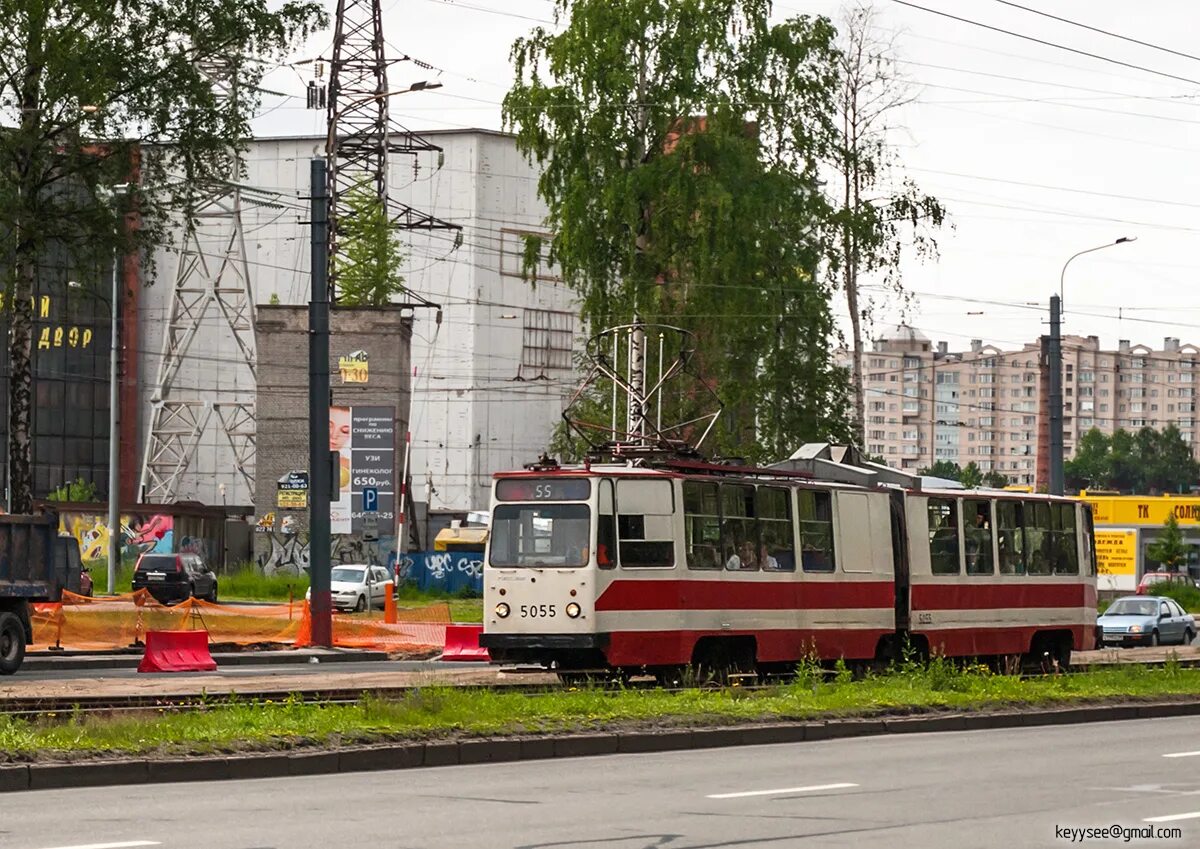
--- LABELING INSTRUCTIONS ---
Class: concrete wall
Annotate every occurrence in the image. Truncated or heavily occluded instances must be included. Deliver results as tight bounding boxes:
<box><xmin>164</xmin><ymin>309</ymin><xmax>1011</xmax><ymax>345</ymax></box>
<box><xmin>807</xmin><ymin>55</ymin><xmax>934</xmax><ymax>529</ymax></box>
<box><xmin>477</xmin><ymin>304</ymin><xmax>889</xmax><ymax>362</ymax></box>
<box><xmin>140</xmin><ymin>130</ymin><xmax>580</xmax><ymax>514</ymax></box>
<box><xmin>252</xmin><ymin>305</ymin><xmax>411</xmax><ymax>565</ymax></box>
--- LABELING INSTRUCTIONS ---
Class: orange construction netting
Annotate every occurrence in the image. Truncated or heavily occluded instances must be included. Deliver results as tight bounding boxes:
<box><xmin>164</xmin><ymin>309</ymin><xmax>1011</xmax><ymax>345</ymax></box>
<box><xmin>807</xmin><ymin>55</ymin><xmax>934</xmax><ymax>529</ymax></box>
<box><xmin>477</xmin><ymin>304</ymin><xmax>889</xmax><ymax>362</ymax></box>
<box><xmin>30</xmin><ymin>590</ymin><xmax>451</xmax><ymax>655</ymax></box>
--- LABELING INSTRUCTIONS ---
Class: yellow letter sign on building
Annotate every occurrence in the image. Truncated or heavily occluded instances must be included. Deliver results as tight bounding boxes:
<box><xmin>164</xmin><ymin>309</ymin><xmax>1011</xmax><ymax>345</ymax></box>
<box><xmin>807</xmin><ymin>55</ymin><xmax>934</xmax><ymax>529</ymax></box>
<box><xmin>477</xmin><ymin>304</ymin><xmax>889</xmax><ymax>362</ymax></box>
<box><xmin>1081</xmin><ymin>493</ymin><xmax>1200</xmax><ymax>592</ymax></box>
<box><xmin>338</xmin><ymin>350</ymin><xmax>369</xmax><ymax>384</ymax></box>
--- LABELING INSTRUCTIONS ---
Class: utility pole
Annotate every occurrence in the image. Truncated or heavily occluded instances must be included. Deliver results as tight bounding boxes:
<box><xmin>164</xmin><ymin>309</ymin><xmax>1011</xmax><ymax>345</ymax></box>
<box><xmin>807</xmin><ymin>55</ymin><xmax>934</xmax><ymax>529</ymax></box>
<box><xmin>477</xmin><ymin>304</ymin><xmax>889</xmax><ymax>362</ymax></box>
<box><xmin>1048</xmin><ymin>294</ymin><xmax>1064</xmax><ymax>496</ymax></box>
<box><xmin>309</xmin><ymin>158</ymin><xmax>333</xmax><ymax>647</ymax></box>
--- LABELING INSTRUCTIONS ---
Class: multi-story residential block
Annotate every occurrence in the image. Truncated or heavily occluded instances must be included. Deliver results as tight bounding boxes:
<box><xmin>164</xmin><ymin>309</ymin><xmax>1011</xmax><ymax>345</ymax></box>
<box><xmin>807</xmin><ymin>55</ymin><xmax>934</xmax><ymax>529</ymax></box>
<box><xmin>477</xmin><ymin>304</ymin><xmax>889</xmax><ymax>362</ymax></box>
<box><xmin>842</xmin><ymin>326</ymin><xmax>1200</xmax><ymax>487</ymax></box>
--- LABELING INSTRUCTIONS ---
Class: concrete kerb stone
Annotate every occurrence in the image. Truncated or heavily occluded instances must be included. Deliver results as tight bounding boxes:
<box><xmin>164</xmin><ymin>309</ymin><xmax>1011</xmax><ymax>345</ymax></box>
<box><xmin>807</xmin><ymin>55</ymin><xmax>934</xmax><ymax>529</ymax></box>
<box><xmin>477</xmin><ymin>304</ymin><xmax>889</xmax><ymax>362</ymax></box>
<box><xmin>148</xmin><ymin>756</ymin><xmax>231</xmax><ymax>784</ymax></box>
<box><xmin>0</xmin><ymin>764</ymin><xmax>30</xmax><ymax>792</ymax></box>
<box><xmin>5</xmin><ymin>699</ymin><xmax>1200</xmax><ymax>792</ymax></box>
<box><xmin>886</xmin><ymin>714</ymin><xmax>969</xmax><ymax>734</ymax></box>
<box><xmin>460</xmin><ymin>738</ymin><xmax>523</xmax><ymax>764</ymax></box>
<box><xmin>617</xmin><ymin>728</ymin><xmax>695</xmax><ymax>753</ymax></box>
<box><xmin>553</xmin><ymin>733</ymin><xmax>619</xmax><ymax>758</ymax></box>
<box><xmin>224</xmin><ymin>753</ymin><xmax>294</xmax><ymax>781</ymax></box>
<box><xmin>1136</xmin><ymin>701</ymin><xmax>1200</xmax><ymax>719</ymax></box>
<box><xmin>339</xmin><ymin>744</ymin><xmax>425</xmax><ymax>773</ymax></box>
<box><xmin>422</xmin><ymin>741</ymin><xmax>461</xmax><ymax>767</ymax></box>
<box><xmin>288</xmin><ymin>750</ymin><xmax>340</xmax><ymax>776</ymax></box>
<box><xmin>28</xmin><ymin>759</ymin><xmax>148</xmax><ymax>790</ymax></box>
<box><xmin>519</xmin><ymin>736</ymin><xmax>557</xmax><ymax>762</ymax></box>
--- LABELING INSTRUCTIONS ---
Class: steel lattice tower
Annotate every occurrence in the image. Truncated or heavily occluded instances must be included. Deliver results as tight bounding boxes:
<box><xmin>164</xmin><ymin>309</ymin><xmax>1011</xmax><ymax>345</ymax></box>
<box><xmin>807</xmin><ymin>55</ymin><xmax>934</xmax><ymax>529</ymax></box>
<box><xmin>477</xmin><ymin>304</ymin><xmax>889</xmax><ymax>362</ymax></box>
<box><xmin>326</xmin><ymin>0</ymin><xmax>460</xmax><ymax>298</ymax></box>
<box><xmin>139</xmin><ymin>60</ymin><xmax>257</xmax><ymax>503</ymax></box>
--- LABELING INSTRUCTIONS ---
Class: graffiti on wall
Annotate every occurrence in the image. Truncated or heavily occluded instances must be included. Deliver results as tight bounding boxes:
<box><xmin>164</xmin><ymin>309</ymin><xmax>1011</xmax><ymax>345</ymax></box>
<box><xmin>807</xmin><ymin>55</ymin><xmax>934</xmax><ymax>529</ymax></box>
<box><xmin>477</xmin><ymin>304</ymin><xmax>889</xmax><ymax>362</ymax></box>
<box><xmin>59</xmin><ymin>512</ymin><xmax>213</xmax><ymax>567</ymax></box>
<box><xmin>259</xmin><ymin>531</ymin><xmax>399</xmax><ymax>577</ymax></box>
<box><xmin>258</xmin><ymin>532</ymin><xmax>482</xmax><ymax>593</ymax></box>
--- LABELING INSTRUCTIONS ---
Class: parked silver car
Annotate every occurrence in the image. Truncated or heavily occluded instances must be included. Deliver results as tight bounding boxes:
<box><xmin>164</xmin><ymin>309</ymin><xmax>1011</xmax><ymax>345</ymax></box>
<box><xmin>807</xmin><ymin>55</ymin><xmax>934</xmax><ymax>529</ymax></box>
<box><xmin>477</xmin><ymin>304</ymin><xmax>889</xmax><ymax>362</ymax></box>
<box><xmin>1098</xmin><ymin>596</ymin><xmax>1195</xmax><ymax>647</ymax></box>
<box><xmin>304</xmin><ymin>564</ymin><xmax>393</xmax><ymax>612</ymax></box>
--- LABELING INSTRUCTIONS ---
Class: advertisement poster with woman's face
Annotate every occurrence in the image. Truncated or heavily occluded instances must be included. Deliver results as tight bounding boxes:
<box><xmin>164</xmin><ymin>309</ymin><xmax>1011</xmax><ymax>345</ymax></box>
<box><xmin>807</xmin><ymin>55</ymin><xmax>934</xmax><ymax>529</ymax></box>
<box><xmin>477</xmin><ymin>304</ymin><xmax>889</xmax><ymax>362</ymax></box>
<box><xmin>330</xmin><ymin>406</ymin><xmax>353</xmax><ymax>532</ymax></box>
<box><xmin>327</xmin><ymin>405</ymin><xmax>396</xmax><ymax>536</ymax></box>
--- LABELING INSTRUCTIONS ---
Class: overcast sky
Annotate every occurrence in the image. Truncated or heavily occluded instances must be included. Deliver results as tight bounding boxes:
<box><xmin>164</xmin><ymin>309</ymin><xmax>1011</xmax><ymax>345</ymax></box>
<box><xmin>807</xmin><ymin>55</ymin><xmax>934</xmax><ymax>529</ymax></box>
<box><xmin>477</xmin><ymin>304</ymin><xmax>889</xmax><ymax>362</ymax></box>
<box><xmin>254</xmin><ymin>0</ymin><xmax>1200</xmax><ymax>353</ymax></box>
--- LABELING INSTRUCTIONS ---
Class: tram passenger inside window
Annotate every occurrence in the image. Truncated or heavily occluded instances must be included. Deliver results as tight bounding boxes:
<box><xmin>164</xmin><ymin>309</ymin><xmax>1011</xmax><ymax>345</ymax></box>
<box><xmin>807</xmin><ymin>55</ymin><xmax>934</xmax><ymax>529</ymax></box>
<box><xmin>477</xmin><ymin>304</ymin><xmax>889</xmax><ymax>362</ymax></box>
<box><xmin>725</xmin><ymin>540</ymin><xmax>758</xmax><ymax>571</ymax></box>
<box><xmin>964</xmin><ymin>501</ymin><xmax>994</xmax><ymax>575</ymax></box>
<box><xmin>759</xmin><ymin>543</ymin><xmax>781</xmax><ymax>571</ymax></box>
<box><xmin>801</xmin><ymin>540</ymin><xmax>832</xmax><ymax>572</ymax></box>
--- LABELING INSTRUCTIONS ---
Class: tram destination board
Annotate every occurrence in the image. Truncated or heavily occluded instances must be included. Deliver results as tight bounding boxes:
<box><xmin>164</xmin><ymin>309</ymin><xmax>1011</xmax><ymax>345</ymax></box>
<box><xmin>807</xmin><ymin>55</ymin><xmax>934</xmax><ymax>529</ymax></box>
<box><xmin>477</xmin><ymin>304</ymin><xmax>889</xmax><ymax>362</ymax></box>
<box><xmin>496</xmin><ymin>478</ymin><xmax>591</xmax><ymax>502</ymax></box>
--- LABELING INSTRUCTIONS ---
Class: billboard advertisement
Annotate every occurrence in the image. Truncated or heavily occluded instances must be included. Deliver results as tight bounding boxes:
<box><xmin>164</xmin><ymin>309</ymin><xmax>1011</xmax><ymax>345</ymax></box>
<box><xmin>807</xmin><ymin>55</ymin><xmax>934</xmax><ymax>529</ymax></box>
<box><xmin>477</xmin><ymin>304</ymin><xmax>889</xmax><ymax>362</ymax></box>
<box><xmin>329</xmin><ymin>405</ymin><xmax>396</xmax><ymax>535</ymax></box>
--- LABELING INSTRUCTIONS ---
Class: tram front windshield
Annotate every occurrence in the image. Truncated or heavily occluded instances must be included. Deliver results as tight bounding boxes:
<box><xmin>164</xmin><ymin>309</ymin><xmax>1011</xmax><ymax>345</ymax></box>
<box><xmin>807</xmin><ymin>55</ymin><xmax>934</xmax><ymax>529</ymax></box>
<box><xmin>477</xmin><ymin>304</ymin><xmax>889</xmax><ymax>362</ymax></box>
<box><xmin>489</xmin><ymin>503</ymin><xmax>590</xmax><ymax>567</ymax></box>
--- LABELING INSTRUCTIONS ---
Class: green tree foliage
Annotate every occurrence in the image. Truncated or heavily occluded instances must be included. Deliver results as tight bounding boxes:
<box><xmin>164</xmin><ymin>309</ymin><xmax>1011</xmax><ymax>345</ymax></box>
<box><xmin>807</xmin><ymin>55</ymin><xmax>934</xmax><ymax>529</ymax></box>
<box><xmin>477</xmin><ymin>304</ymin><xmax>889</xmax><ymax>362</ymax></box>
<box><xmin>918</xmin><ymin>460</ymin><xmax>962</xmax><ymax>481</ymax></box>
<box><xmin>1147</xmin><ymin>513</ymin><xmax>1189</xmax><ymax>573</ymax></box>
<box><xmin>47</xmin><ymin>476</ymin><xmax>100</xmax><ymax>502</ymax></box>
<box><xmin>503</xmin><ymin>0</ymin><xmax>852</xmax><ymax>462</ymax></box>
<box><xmin>0</xmin><ymin>0</ymin><xmax>325</xmax><ymax>511</ymax></box>
<box><xmin>333</xmin><ymin>182</ymin><xmax>407</xmax><ymax>306</ymax></box>
<box><xmin>982</xmin><ymin>470</ymin><xmax>1010</xmax><ymax>489</ymax></box>
<box><xmin>916</xmin><ymin>460</ymin><xmax>1005</xmax><ymax>489</ymax></box>
<box><xmin>827</xmin><ymin>3</ymin><xmax>947</xmax><ymax>445</ymax></box>
<box><xmin>958</xmin><ymin>461</ymin><xmax>983</xmax><ymax>489</ymax></box>
<box><xmin>1065</xmin><ymin>425</ymin><xmax>1200</xmax><ymax>494</ymax></box>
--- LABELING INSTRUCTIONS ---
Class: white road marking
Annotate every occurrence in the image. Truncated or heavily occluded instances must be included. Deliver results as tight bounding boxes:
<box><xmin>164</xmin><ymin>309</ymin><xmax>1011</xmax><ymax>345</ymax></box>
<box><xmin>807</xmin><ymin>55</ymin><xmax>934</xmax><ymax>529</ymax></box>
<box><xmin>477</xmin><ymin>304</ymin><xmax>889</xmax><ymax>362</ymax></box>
<box><xmin>1145</xmin><ymin>811</ymin><xmax>1200</xmax><ymax>823</ymax></box>
<box><xmin>1162</xmin><ymin>751</ymin><xmax>1200</xmax><ymax>758</ymax></box>
<box><xmin>707</xmin><ymin>782</ymin><xmax>859</xmax><ymax>799</ymax></box>
<box><xmin>38</xmin><ymin>842</ymin><xmax>160</xmax><ymax>849</ymax></box>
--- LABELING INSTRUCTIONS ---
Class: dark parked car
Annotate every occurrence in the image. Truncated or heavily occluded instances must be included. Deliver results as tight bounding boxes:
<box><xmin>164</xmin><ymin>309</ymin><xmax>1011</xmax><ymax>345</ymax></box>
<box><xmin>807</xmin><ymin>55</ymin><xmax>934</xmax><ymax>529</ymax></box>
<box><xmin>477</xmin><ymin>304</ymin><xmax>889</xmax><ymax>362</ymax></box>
<box><xmin>132</xmin><ymin>553</ymin><xmax>217</xmax><ymax>604</ymax></box>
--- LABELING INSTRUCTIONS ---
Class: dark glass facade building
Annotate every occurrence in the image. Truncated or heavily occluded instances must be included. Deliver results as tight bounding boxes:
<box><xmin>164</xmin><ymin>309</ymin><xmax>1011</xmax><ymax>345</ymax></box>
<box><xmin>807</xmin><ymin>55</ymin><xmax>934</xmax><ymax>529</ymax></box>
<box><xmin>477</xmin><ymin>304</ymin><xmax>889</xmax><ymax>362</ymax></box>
<box><xmin>0</xmin><ymin>259</ymin><xmax>112</xmax><ymax>501</ymax></box>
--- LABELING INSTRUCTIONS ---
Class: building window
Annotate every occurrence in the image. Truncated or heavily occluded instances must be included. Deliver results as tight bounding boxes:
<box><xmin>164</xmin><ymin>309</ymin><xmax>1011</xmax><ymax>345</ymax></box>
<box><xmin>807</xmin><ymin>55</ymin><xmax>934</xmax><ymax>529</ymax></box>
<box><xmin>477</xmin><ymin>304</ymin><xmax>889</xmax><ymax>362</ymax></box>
<box><xmin>519</xmin><ymin>309</ymin><xmax>574</xmax><ymax>377</ymax></box>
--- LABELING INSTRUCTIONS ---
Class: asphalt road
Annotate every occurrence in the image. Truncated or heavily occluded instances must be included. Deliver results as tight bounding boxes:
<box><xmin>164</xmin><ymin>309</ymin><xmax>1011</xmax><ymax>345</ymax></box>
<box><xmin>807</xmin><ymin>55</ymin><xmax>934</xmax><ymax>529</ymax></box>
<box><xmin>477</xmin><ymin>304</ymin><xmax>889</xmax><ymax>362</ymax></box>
<box><xmin>8</xmin><ymin>717</ymin><xmax>1200</xmax><ymax>849</ymax></box>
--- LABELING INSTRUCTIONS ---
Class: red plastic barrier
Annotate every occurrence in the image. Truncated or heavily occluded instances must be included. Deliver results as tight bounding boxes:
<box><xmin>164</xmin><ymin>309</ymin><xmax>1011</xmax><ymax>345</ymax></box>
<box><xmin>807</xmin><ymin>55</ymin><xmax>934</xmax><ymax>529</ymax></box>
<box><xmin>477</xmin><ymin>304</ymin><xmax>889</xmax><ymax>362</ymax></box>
<box><xmin>137</xmin><ymin>629</ymin><xmax>218</xmax><ymax>673</ymax></box>
<box><xmin>441</xmin><ymin>624</ymin><xmax>490</xmax><ymax>662</ymax></box>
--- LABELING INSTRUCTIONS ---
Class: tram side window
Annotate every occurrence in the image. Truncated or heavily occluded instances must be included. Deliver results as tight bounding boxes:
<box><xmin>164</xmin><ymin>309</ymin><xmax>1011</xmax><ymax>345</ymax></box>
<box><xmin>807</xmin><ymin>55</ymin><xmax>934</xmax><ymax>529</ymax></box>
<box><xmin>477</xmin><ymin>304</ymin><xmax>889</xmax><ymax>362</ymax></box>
<box><xmin>928</xmin><ymin>498</ymin><xmax>960</xmax><ymax>575</ymax></box>
<box><xmin>598</xmin><ymin>479</ymin><xmax>616</xmax><ymax>569</ymax></box>
<box><xmin>1025</xmin><ymin>501</ymin><xmax>1053</xmax><ymax>575</ymax></box>
<box><xmin>616</xmin><ymin>479</ymin><xmax>676</xmax><ymax>568</ymax></box>
<box><xmin>1053</xmin><ymin>503</ymin><xmax>1079</xmax><ymax>575</ymax></box>
<box><xmin>996</xmin><ymin>501</ymin><xmax>1026</xmax><ymax>575</ymax></box>
<box><xmin>758</xmin><ymin>486</ymin><xmax>796</xmax><ymax>571</ymax></box>
<box><xmin>964</xmin><ymin>499</ymin><xmax>994</xmax><ymax>575</ymax></box>
<box><xmin>797</xmin><ymin>490</ymin><xmax>835</xmax><ymax>572</ymax></box>
<box><xmin>1081</xmin><ymin>506</ymin><xmax>1097</xmax><ymax>576</ymax></box>
<box><xmin>722</xmin><ymin>484</ymin><xmax>759</xmax><ymax>570</ymax></box>
<box><xmin>683</xmin><ymin>481</ymin><xmax>721</xmax><ymax>570</ymax></box>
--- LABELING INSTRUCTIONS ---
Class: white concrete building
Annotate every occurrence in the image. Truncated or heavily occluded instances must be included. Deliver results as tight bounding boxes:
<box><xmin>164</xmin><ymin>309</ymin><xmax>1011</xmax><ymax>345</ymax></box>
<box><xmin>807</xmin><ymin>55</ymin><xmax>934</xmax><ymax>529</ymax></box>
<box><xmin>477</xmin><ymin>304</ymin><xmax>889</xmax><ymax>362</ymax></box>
<box><xmin>138</xmin><ymin>129</ymin><xmax>579</xmax><ymax>515</ymax></box>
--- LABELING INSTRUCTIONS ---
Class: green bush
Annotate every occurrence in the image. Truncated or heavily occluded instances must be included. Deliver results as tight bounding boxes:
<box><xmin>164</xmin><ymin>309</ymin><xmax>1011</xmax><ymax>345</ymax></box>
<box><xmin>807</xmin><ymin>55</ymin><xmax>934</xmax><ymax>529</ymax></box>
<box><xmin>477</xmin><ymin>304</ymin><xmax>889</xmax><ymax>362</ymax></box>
<box><xmin>1146</xmin><ymin>581</ymin><xmax>1200</xmax><ymax>613</ymax></box>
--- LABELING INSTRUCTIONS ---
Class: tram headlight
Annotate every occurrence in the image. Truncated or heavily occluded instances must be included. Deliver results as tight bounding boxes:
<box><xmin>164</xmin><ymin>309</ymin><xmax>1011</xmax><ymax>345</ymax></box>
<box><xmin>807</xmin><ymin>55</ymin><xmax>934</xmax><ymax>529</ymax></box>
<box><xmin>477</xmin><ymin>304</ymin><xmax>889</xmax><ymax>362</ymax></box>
<box><xmin>495</xmin><ymin>602</ymin><xmax>511</xmax><ymax>619</ymax></box>
<box><xmin>566</xmin><ymin>602</ymin><xmax>581</xmax><ymax>619</ymax></box>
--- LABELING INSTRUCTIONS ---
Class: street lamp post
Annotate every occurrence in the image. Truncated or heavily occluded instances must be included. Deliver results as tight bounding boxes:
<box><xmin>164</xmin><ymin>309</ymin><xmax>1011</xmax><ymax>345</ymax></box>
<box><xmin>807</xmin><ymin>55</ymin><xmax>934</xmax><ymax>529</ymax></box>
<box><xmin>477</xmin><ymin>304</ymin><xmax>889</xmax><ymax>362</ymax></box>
<box><xmin>1048</xmin><ymin>237</ymin><xmax>1137</xmax><ymax>495</ymax></box>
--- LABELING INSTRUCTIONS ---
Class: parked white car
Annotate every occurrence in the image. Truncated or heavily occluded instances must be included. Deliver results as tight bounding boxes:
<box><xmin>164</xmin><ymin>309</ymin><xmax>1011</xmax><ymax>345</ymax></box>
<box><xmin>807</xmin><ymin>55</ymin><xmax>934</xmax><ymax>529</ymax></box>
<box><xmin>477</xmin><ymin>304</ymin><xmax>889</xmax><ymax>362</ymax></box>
<box><xmin>305</xmin><ymin>564</ymin><xmax>393</xmax><ymax>612</ymax></box>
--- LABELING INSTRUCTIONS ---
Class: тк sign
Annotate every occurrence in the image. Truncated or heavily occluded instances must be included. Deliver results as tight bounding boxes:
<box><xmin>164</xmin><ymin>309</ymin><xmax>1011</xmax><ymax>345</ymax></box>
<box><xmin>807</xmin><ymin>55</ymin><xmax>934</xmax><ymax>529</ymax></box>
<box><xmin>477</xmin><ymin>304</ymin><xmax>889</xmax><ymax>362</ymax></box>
<box><xmin>329</xmin><ymin>405</ymin><xmax>395</xmax><ymax>535</ymax></box>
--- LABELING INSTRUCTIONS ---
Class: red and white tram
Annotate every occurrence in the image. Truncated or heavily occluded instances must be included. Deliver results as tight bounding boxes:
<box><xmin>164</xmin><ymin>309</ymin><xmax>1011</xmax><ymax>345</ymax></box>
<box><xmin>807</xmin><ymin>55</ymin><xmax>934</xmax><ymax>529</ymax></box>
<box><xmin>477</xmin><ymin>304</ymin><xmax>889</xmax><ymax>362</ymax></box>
<box><xmin>480</xmin><ymin>455</ymin><xmax>1097</xmax><ymax>677</ymax></box>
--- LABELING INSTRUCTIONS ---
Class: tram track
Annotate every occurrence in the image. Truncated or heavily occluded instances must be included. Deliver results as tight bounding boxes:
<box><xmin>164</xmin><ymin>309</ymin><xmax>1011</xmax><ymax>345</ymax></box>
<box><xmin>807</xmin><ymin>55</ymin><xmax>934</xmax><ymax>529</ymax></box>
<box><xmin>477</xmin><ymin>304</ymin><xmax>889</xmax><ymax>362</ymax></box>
<box><xmin>1</xmin><ymin>651</ymin><xmax>1195</xmax><ymax>722</ymax></box>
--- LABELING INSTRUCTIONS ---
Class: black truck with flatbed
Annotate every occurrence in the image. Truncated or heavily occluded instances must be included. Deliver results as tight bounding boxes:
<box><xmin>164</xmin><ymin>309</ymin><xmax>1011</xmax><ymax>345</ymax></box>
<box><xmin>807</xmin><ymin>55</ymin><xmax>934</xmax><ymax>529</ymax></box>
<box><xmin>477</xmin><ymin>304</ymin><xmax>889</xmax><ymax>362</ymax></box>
<box><xmin>0</xmin><ymin>512</ymin><xmax>85</xmax><ymax>674</ymax></box>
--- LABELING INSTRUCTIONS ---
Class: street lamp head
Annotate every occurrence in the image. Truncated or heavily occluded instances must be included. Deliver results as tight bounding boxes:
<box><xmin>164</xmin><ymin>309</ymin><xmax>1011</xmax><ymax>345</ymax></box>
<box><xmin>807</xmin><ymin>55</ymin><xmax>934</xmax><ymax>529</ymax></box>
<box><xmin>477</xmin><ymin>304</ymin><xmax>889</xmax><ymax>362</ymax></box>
<box><xmin>68</xmin><ymin>280</ymin><xmax>82</xmax><ymax>289</ymax></box>
<box><xmin>1116</xmin><ymin>236</ymin><xmax>1136</xmax><ymax>244</ymax></box>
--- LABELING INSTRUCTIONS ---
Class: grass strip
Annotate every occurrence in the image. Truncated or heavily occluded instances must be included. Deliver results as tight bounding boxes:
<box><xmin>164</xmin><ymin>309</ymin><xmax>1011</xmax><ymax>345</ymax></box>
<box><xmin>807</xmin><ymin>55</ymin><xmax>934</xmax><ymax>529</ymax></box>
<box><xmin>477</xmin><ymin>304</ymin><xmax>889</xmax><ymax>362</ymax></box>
<box><xmin>3</xmin><ymin>660</ymin><xmax>1200</xmax><ymax>762</ymax></box>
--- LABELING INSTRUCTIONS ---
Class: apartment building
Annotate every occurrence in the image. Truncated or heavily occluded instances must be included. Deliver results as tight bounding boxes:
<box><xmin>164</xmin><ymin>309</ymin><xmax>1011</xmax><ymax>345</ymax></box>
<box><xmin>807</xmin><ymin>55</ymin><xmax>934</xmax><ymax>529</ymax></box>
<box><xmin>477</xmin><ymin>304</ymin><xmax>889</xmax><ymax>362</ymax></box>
<box><xmin>843</xmin><ymin>327</ymin><xmax>1200</xmax><ymax>487</ymax></box>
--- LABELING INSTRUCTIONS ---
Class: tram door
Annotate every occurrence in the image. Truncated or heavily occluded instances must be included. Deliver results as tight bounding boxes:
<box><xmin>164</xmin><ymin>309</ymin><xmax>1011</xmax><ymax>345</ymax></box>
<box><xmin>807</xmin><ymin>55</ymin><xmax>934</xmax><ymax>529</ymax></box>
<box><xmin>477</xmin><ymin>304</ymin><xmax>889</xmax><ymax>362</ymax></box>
<box><xmin>888</xmin><ymin>491</ymin><xmax>911</xmax><ymax>632</ymax></box>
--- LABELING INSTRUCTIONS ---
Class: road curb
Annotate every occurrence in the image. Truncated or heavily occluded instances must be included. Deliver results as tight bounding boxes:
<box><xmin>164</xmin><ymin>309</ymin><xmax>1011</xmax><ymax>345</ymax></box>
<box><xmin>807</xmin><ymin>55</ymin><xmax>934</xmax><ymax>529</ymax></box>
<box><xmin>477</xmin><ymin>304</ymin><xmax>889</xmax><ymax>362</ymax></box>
<box><xmin>4</xmin><ymin>698</ymin><xmax>1200</xmax><ymax>792</ymax></box>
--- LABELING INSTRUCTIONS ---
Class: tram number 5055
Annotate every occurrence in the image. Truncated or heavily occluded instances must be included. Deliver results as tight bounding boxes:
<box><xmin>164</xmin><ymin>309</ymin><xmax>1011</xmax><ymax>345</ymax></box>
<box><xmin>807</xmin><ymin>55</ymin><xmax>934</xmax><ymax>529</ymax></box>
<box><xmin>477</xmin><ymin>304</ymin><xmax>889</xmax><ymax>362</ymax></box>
<box><xmin>520</xmin><ymin>604</ymin><xmax>557</xmax><ymax>619</ymax></box>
